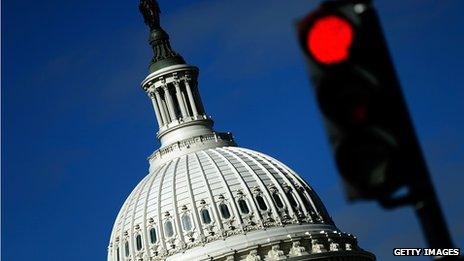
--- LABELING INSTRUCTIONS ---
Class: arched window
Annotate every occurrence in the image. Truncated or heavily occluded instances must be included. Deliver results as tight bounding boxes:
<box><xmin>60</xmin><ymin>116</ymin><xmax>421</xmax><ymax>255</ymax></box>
<box><xmin>237</xmin><ymin>199</ymin><xmax>250</xmax><ymax>214</ymax></box>
<box><xmin>124</xmin><ymin>241</ymin><xmax>130</xmax><ymax>257</ymax></box>
<box><xmin>136</xmin><ymin>234</ymin><xmax>143</xmax><ymax>251</ymax></box>
<box><xmin>272</xmin><ymin>193</ymin><xmax>284</xmax><ymax>208</ymax></box>
<box><xmin>219</xmin><ymin>203</ymin><xmax>231</xmax><ymax>219</ymax></box>
<box><xmin>149</xmin><ymin>227</ymin><xmax>157</xmax><ymax>244</ymax></box>
<box><xmin>181</xmin><ymin>214</ymin><xmax>193</xmax><ymax>231</ymax></box>
<box><xmin>201</xmin><ymin>209</ymin><xmax>212</xmax><ymax>224</ymax></box>
<box><xmin>116</xmin><ymin>247</ymin><xmax>120</xmax><ymax>261</ymax></box>
<box><xmin>286</xmin><ymin>191</ymin><xmax>298</xmax><ymax>208</ymax></box>
<box><xmin>256</xmin><ymin>195</ymin><xmax>268</xmax><ymax>211</ymax></box>
<box><xmin>164</xmin><ymin>220</ymin><xmax>174</xmax><ymax>237</ymax></box>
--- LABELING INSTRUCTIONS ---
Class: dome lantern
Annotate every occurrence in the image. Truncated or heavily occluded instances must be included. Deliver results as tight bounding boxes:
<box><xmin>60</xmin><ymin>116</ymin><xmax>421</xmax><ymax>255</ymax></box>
<box><xmin>138</xmin><ymin>0</ymin><xmax>232</xmax><ymax>158</ymax></box>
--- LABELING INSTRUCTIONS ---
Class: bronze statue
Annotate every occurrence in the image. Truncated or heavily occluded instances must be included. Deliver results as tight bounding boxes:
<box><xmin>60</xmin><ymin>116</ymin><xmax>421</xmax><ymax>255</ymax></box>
<box><xmin>139</xmin><ymin>0</ymin><xmax>161</xmax><ymax>30</ymax></box>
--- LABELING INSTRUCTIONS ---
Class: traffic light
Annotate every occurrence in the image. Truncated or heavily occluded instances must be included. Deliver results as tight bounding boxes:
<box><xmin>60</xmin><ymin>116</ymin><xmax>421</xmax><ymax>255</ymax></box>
<box><xmin>297</xmin><ymin>0</ymin><xmax>423</xmax><ymax>202</ymax></box>
<box><xmin>296</xmin><ymin>1</ymin><xmax>460</xmax><ymax>252</ymax></box>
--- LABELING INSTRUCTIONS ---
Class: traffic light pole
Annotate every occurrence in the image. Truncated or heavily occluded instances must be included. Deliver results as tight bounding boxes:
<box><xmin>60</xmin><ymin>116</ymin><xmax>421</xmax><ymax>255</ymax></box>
<box><xmin>383</xmin><ymin>86</ymin><xmax>457</xmax><ymax>256</ymax></box>
<box><xmin>411</xmin><ymin>167</ymin><xmax>455</xmax><ymax>254</ymax></box>
<box><xmin>399</xmin><ymin>98</ymin><xmax>456</xmax><ymax>255</ymax></box>
<box><xmin>382</xmin><ymin>152</ymin><xmax>456</xmax><ymax>255</ymax></box>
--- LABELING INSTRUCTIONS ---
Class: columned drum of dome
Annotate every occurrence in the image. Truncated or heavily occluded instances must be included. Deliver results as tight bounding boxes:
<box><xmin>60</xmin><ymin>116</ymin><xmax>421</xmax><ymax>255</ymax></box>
<box><xmin>107</xmin><ymin>1</ymin><xmax>375</xmax><ymax>260</ymax></box>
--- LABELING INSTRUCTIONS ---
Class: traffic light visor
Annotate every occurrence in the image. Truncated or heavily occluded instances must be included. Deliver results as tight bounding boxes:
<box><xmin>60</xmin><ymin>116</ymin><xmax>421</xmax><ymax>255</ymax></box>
<box><xmin>306</xmin><ymin>15</ymin><xmax>353</xmax><ymax>64</ymax></box>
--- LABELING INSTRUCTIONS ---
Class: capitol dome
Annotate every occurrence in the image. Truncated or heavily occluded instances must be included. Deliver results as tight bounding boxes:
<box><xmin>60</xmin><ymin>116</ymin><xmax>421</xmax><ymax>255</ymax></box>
<box><xmin>109</xmin><ymin>145</ymin><xmax>373</xmax><ymax>260</ymax></box>
<box><xmin>108</xmin><ymin>1</ymin><xmax>375</xmax><ymax>260</ymax></box>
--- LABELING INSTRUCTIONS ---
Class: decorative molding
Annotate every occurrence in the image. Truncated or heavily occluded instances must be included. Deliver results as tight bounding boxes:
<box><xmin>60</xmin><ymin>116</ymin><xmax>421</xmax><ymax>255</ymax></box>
<box><xmin>288</xmin><ymin>241</ymin><xmax>308</xmax><ymax>257</ymax></box>
<box><xmin>266</xmin><ymin>245</ymin><xmax>286</xmax><ymax>260</ymax></box>
<box><xmin>245</xmin><ymin>250</ymin><xmax>261</xmax><ymax>261</ymax></box>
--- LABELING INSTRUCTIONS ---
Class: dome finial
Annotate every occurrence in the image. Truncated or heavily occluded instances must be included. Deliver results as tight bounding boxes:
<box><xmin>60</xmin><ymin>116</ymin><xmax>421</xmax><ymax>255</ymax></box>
<box><xmin>139</xmin><ymin>0</ymin><xmax>185</xmax><ymax>72</ymax></box>
<box><xmin>139</xmin><ymin>0</ymin><xmax>161</xmax><ymax>30</ymax></box>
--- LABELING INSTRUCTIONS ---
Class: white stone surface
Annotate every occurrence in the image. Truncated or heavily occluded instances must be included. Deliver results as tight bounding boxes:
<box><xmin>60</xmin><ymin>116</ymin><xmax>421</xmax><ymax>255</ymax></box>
<box><xmin>108</xmin><ymin>146</ymin><xmax>336</xmax><ymax>260</ymax></box>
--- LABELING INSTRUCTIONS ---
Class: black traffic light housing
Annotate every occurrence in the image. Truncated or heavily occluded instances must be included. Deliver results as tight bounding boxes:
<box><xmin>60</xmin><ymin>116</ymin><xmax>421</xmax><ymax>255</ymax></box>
<box><xmin>296</xmin><ymin>0</ymin><xmax>458</xmax><ymax>253</ymax></box>
<box><xmin>297</xmin><ymin>0</ymin><xmax>424</xmax><ymax>202</ymax></box>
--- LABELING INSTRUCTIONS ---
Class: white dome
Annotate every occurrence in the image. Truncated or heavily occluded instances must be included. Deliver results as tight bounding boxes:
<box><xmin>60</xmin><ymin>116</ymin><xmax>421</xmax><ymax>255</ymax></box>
<box><xmin>108</xmin><ymin>146</ymin><xmax>373</xmax><ymax>261</ymax></box>
<box><xmin>109</xmin><ymin>4</ymin><xmax>374</xmax><ymax>259</ymax></box>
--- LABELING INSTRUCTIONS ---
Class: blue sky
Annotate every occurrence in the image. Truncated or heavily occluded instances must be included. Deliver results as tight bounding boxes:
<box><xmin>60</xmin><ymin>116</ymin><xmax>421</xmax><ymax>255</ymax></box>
<box><xmin>2</xmin><ymin>0</ymin><xmax>463</xmax><ymax>260</ymax></box>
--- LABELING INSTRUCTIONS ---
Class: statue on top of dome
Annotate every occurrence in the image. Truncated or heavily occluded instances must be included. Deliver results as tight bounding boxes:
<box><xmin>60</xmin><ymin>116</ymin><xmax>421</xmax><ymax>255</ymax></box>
<box><xmin>139</xmin><ymin>0</ymin><xmax>161</xmax><ymax>30</ymax></box>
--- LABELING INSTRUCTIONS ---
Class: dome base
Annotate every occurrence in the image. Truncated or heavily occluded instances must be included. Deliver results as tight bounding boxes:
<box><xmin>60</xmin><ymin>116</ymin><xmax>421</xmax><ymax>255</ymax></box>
<box><xmin>167</xmin><ymin>224</ymin><xmax>374</xmax><ymax>261</ymax></box>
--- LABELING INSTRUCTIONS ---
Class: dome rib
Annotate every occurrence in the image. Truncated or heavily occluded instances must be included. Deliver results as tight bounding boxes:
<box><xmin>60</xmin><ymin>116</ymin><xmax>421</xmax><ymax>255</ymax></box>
<box><xmin>237</xmin><ymin>147</ymin><xmax>315</xmax><ymax>221</ymax></box>
<box><xmin>171</xmin><ymin>157</ymin><xmax>185</xmax><ymax>248</ymax></box>
<box><xmin>157</xmin><ymin>160</ymin><xmax>173</xmax><ymax>251</ymax></box>
<box><xmin>141</xmin><ymin>160</ymin><xmax>160</xmax><ymax>258</ymax></box>
<box><xmin>206</xmin><ymin>149</ymin><xmax>265</xmax><ymax>227</ymax></box>
<box><xmin>258</xmin><ymin>151</ymin><xmax>326</xmax><ymax>221</ymax></box>
<box><xmin>262</xmin><ymin>152</ymin><xmax>331</xmax><ymax>222</ymax></box>
<box><xmin>230</xmin><ymin>147</ymin><xmax>298</xmax><ymax>221</ymax></box>
<box><xmin>200</xmin><ymin>150</ymin><xmax>243</xmax><ymax>227</ymax></box>
<box><xmin>217</xmin><ymin>148</ymin><xmax>282</xmax><ymax>225</ymax></box>
<box><xmin>193</xmin><ymin>151</ymin><xmax>224</xmax><ymax>236</ymax></box>
<box><xmin>184</xmin><ymin>154</ymin><xmax>204</xmax><ymax>242</ymax></box>
<box><xmin>130</xmin><ymin>168</ymin><xmax>152</xmax><ymax>259</ymax></box>
<box><xmin>116</xmin><ymin>175</ymin><xmax>146</xmax><ymax>258</ymax></box>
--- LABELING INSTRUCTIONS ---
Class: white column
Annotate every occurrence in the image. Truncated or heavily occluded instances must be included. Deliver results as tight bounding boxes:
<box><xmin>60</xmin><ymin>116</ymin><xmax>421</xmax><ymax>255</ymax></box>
<box><xmin>149</xmin><ymin>91</ymin><xmax>163</xmax><ymax>127</ymax></box>
<box><xmin>192</xmin><ymin>82</ymin><xmax>205</xmax><ymax>114</ymax></box>
<box><xmin>154</xmin><ymin>89</ymin><xmax>169</xmax><ymax>124</ymax></box>
<box><xmin>174</xmin><ymin>81</ymin><xmax>188</xmax><ymax>118</ymax></box>
<box><xmin>184</xmin><ymin>80</ymin><xmax>199</xmax><ymax>116</ymax></box>
<box><xmin>163</xmin><ymin>85</ymin><xmax>177</xmax><ymax>121</ymax></box>
<box><xmin>181</xmin><ymin>91</ymin><xmax>190</xmax><ymax>116</ymax></box>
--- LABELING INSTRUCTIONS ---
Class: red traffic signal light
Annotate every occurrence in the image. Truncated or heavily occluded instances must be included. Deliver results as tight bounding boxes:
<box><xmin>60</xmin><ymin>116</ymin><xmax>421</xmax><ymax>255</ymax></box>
<box><xmin>297</xmin><ymin>2</ymin><xmax>407</xmax><ymax>200</ymax></box>
<box><xmin>305</xmin><ymin>15</ymin><xmax>354</xmax><ymax>65</ymax></box>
